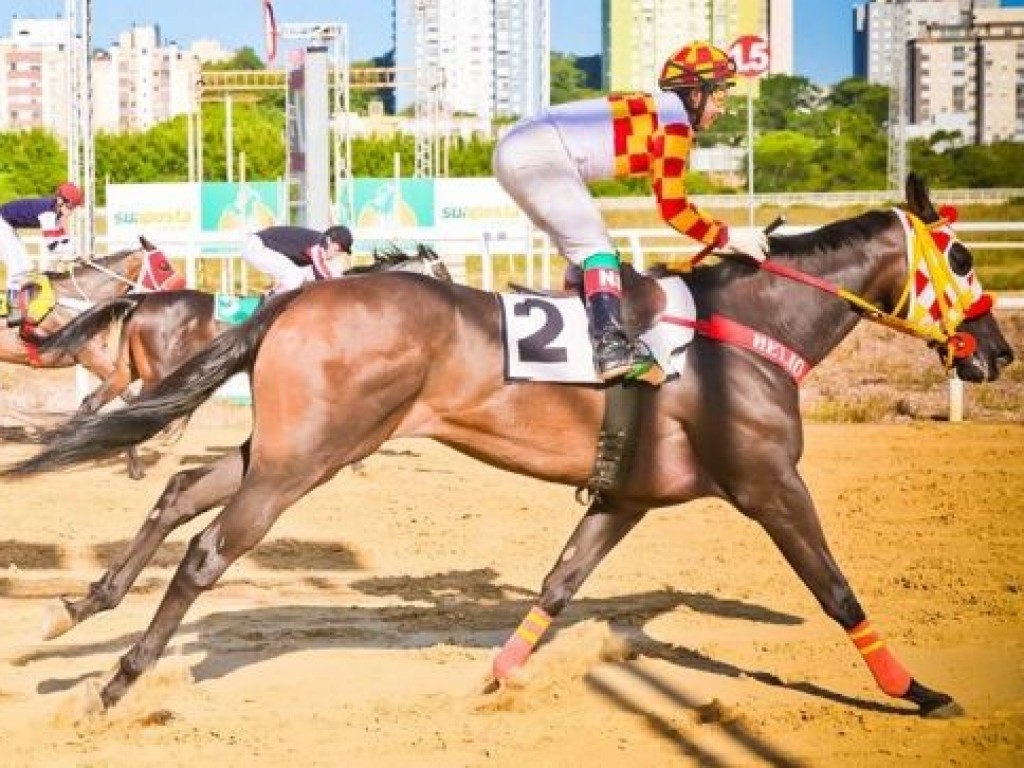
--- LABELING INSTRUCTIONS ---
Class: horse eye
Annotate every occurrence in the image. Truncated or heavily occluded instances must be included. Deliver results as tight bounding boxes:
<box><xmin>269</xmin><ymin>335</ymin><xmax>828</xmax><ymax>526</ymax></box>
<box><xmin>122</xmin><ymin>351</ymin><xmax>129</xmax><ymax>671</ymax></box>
<box><xmin>948</xmin><ymin>243</ymin><xmax>972</xmax><ymax>277</ymax></box>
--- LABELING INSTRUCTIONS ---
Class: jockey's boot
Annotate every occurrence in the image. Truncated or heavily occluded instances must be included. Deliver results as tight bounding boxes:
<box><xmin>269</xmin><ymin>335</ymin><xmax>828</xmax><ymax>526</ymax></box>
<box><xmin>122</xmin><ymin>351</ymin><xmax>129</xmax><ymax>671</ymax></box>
<box><xmin>582</xmin><ymin>253</ymin><xmax>663</xmax><ymax>384</ymax></box>
<box><xmin>5</xmin><ymin>288</ymin><xmax>23</xmax><ymax>328</ymax></box>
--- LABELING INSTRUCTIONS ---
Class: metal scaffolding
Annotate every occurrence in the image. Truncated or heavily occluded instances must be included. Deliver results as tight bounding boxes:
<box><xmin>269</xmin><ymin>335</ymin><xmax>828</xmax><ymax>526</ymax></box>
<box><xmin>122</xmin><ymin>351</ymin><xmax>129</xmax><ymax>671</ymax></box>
<box><xmin>276</xmin><ymin>22</ymin><xmax>353</xmax><ymax>225</ymax></box>
<box><xmin>65</xmin><ymin>0</ymin><xmax>95</xmax><ymax>255</ymax></box>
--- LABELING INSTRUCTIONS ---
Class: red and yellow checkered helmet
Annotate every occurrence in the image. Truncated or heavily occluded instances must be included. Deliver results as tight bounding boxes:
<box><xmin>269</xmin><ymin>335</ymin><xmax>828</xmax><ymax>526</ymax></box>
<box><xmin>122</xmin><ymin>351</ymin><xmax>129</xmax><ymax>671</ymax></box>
<box><xmin>658</xmin><ymin>41</ymin><xmax>737</xmax><ymax>91</ymax></box>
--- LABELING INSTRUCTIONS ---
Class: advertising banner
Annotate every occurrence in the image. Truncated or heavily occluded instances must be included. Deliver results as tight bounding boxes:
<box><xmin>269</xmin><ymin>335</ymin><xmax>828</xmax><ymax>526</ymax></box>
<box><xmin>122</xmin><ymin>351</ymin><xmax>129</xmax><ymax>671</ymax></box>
<box><xmin>434</xmin><ymin>178</ymin><xmax>522</xmax><ymax>234</ymax></box>
<box><xmin>201</xmin><ymin>181</ymin><xmax>283</xmax><ymax>234</ymax></box>
<box><xmin>105</xmin><ymin>182</ymin><xmax>200</xmax><ymax>246</ymax></box>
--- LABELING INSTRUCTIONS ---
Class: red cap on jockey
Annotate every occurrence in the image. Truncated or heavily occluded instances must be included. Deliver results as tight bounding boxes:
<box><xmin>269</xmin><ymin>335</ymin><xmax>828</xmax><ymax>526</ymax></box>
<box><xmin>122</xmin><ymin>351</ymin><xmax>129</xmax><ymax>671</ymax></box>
<box><xmin>57</xmin><ymin>181</ymin><xmax>84</xmax><ymax>208</ymax></box>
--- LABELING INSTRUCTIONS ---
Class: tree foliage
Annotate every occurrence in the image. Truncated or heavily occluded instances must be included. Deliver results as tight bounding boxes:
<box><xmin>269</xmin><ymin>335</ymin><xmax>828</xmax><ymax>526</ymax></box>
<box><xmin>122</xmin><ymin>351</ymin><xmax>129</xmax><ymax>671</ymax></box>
<box><xmin>1</xmin><ymin>56</ymin><xmax>1022</xmax><ymax>205</ymax></box>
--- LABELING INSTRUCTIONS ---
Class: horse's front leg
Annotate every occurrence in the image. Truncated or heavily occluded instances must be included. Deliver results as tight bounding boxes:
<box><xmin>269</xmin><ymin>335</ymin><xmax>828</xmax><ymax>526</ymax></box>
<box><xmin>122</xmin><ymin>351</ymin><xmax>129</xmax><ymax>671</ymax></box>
<box><xmin>730</xmin><ymin>467</ymin><xmax>963</xmax><ymax>718</ymax></box>
<box><xmin>43</xmin><ymin>443</ymin><xmax>247</xmax><ymax>640</ymax></box>
<box><xmin>492</xmin><ymin>499</ymin><xmax>646</xmax><ymax>680</ymax></box>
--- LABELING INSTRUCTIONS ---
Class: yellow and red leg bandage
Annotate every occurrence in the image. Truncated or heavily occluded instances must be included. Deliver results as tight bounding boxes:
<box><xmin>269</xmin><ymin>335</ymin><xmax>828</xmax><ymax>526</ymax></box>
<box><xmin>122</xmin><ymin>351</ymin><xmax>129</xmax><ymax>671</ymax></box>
<box><xmin>492</xmin><ymin>606</ymin><xmax>552</xmax><ymax>679</ymax></box>
<box><xmin>848</xmin><ymin>619</ymin><xmax>912</xmax><ymax>697</ymax></box>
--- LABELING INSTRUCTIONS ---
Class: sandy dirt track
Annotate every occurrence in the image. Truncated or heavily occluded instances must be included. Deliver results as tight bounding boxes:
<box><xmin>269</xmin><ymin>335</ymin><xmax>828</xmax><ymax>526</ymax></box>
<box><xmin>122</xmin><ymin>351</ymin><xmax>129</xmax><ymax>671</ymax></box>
<box><xmin>0</xmin><ymin>411</ymin><xmax>1021</xmax><ymax>767</ymax></box>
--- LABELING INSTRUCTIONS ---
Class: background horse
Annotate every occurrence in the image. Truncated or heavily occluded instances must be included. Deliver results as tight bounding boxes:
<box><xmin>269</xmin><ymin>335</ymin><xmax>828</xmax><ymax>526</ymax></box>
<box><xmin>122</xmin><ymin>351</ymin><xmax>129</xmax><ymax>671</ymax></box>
<box><xmin>6</xmin><ymin>176</ymin><xmax>1013</xmax><ymax>717</ymax></box>
<box><xmin>0</xmin><ymin>237</ymin><xmax>182</xmax><ymax>418</ymax></box>
<box><xmin>34</xmin><ymin>244</ymin><xmax>451</xmax><ymax>478</ymax></box>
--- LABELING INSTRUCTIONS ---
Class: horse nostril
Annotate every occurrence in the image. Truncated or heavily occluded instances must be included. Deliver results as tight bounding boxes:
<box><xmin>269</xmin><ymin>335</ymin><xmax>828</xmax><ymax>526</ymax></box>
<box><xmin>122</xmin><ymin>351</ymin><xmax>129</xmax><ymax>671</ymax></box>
<box><xmin>997</xmin><ymin>350</ymin><xmax>1014</xmax><ymax>369</ymax></box>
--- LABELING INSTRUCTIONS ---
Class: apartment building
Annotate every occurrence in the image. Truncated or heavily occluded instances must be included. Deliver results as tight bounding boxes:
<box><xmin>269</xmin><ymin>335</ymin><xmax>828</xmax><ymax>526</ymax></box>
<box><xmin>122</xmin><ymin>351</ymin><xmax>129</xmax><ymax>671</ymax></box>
<box><xmin>602</xmin><ymin>0</ymin><xmax>793</xmax><ymax>92</ymax></box>
<box><xmin>0</xmin><ymin>18</ymin><xmax>71</xmax><ymax>137</ymax></box>
<box><xmin>0</xmin><ymin>17</ymin><xmax>214</xmax><ymax>137</ymax></box>
<box><xmin>92</xmin><ymin>25</ymin><xmax>200</xmax><ymax>134</ymax></box>
<box><xmin>852</xmin><ymin>0</ymin><xmax>988</xmax><ymax>86</ymax></box>
<box><xmin>394</xmin><ymin>0</ymin><xmax>550</xmax><ymax>121</ymax></box>
<box><xmin>854</xmin><ymin>1</ymin><xmax>1023</xmax><ymax>143</ymax></box>
<box><xmin>910</xmin><ymin>6</ymin><xmax>1024</xmax><ymax>142</ymax></box>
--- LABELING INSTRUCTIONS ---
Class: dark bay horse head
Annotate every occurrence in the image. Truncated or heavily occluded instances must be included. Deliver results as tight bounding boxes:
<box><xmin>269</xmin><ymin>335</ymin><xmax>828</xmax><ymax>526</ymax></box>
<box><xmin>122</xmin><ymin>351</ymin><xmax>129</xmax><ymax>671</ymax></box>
<box><xmin>343</xmin><ymin>244</ymin><xmax>452</xmax><ymax>283</ymax></box>
<box><xmin>900</xmin><ymin>174</ymin><xmax>1013</xmax><ymax>381</ymax></box>
<box><xmin>717</xmin><ymin>173</ymin><xmax>1014</xmax><ymax>384</ymax></box>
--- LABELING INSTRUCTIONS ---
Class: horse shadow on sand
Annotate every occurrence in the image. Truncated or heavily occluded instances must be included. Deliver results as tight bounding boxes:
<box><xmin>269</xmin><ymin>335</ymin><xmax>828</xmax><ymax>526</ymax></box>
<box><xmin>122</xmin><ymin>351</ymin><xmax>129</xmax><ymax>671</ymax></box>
<box><xmin>22</xmin><ymin>566</ymin><xmax>908</xmax><ymax>718</ymax></box>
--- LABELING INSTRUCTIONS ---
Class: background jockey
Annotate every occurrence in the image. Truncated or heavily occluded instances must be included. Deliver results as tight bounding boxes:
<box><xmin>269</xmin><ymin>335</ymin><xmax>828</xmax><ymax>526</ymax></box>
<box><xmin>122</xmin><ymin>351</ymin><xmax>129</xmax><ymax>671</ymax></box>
<box><xmin>240</xmin><ymin>224</ymin><xmax>354</xmax><ymax>297</ymax></box>
<box><xmin>493</xmin><ymin>40</ymin><xmax>768</xmax><ymax>384</ymax></box>
<box><xmin>0</xmin><ymin>181</ymin><xmax>83</xmax><ymax>326</ymax></box>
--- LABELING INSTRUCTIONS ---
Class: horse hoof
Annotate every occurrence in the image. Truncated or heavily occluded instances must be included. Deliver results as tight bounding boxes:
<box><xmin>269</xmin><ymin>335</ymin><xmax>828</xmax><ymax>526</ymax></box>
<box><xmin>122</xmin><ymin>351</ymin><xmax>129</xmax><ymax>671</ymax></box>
<box><xmin>478</xmin><ymin>675</ymin><xmax>502</xmax><ymax>696</ymax></box>
<box><xmin>41</xmin><ymin>599</ymin><xmax>75</xmax><ymax>640</ymax></box>
<box><xmin>905</xmin><ymin>680</ymin><xmax>965</xmax><ymax>719</ymax></box>
<box><xmin>921</xmin><ymin>697</ymin><xmax>965</xmax><ymax>719</ymax></box>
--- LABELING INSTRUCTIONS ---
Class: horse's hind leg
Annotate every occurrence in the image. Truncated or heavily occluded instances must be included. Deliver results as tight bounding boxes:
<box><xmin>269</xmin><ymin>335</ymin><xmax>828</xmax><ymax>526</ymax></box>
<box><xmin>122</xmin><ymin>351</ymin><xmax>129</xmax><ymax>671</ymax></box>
<box><xmin>95</xmin><ymin>460</ymin><xmax>329</xmax><ymax>709</ymax></box>
<box><xmin>43</xmin><ymin>444</ymin><xmax>248</xmax><ymax>640</ymax></box>
<box><xmin>732</xmin><ymin>469</ymin><xmax>963</xmax><ymax>718</ymax></box>
<box><xmin>492</xmin><ymin>498</ymin><xmax>646</xmax><ymax>679</ymax></box>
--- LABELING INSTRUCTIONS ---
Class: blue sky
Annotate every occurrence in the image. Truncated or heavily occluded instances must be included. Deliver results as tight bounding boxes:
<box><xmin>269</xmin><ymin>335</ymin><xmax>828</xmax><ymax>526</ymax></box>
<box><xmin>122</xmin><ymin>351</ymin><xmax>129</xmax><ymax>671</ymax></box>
<box><xmin>2</xmin><ymin>1</ymin><xmax>862</xmax><ymax>86</ymax></box>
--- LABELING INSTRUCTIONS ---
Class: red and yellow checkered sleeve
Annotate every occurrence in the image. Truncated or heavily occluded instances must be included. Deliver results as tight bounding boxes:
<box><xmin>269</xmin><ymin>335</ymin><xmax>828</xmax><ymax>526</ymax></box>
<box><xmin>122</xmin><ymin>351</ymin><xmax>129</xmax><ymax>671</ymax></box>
<box><xmin>649</xmin><ymin>124</ymin><xmax>725</xmax><ymax>248</ymax></box>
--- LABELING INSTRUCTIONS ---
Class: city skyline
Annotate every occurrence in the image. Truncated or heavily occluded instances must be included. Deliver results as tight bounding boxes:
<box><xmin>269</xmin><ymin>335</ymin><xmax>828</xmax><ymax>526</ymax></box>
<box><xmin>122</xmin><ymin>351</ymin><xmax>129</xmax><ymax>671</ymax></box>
<box><xmin>0</xmin><ymin>0</ymin><xmax>855</xmax><ymax>87</ymax></box>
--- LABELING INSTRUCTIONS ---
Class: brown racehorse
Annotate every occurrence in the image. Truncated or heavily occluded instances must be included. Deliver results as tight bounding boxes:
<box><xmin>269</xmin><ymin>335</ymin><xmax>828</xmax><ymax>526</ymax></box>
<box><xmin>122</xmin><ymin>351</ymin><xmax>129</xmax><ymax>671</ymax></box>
<box><xmin>33</xmin><ymin>245</ymin><xmax>452</xmax><ymax>478</ymax></box>
<box><xmin>6</xmin><ymin>176</ymin><xmax>1014</xmax><ymax>717</ymax></box>
<box><xmin>0</xmin><ymin>238</ymin><xmax>183</xmax><ymax>416</ymax></box>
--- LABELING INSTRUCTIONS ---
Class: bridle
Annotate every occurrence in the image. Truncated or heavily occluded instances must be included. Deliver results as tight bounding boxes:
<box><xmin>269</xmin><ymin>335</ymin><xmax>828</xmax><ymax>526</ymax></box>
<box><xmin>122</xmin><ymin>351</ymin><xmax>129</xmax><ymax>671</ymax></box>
<box><xmin>753</xmin><ymin>210</ymin><xmax>994</xmax><ymax>369</ymax></box>
<box><xmin>66</xmin><ymin>248</ymin><xmax>184</xmax><ymax>299</ymax></box>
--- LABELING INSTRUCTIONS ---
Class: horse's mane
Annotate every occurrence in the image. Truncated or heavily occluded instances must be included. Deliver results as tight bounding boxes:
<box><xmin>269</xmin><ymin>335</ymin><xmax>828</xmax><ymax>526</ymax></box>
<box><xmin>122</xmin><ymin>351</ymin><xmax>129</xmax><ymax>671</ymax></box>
<box><xmin>343</xmin><ymin>243</ymin><xmax>440</xmax><ymax>275</ymax></box>
<box><xmin>43</xmin><ymin>247</ymin><xmax>139</xmax><ymax>280</ymax></box>
<box><xmin>771</xmin><ymin>209</ymin><xmax>894</xmax><ymax>259</ymax></box>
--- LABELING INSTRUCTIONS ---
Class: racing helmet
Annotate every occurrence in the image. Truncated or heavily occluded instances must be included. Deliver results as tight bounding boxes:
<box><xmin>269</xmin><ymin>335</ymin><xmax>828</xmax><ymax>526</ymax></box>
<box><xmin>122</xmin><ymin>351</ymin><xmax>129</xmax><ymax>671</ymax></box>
<box><xmin>323</xmin><ymin>225</ymin><xmax>353</xmax><ymax>253</ymax></box>
<box><xmin>56</xmin><ymin>181</ymin><xmax>84</xmax><ymax>208</ymax></box>
<box><xmin>658</xmin><ymin>41</ymin><xmax>737</xmax><ymax>91</ymax></box>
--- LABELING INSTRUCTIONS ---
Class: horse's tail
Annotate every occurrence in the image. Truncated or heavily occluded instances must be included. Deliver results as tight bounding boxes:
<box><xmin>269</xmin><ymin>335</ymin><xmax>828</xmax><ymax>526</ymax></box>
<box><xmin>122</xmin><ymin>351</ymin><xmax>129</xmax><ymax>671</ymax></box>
<box><xmin>4</xmin><ymin>290</ymin><xmax>303</xmax><ymax>478</ymax></box>
<box><xmin>37</xmin><ymin>295</ymin><xmax>145</xmax><ymax>355</ymax></box>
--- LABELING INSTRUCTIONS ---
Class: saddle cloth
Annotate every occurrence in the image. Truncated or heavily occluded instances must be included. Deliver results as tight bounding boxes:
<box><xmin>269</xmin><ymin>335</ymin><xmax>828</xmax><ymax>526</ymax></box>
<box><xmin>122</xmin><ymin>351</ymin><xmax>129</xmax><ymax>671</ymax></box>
<box><xmin>215</xmin><ymin>293</ymin><xmax>261</xmax><ymax>325</ymax></box>
<box><xmin>500</xmin><ymin>277</ymin><xmax>696</xmax><ymax>384</ymax></box>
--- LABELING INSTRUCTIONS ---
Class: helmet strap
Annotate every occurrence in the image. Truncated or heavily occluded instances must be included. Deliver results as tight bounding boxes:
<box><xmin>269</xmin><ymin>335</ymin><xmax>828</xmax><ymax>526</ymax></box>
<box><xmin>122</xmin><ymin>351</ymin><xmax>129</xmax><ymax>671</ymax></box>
<box><xmin>675</xmin><ymin>87</ymin><xmax>711</xmax><ymax>131</ymax></box>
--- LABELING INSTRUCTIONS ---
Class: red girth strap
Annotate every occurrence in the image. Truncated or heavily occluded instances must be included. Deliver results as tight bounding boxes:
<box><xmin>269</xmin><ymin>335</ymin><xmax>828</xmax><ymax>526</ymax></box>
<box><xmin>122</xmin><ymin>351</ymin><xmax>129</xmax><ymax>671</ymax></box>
<box><xmin>662</xmin><ymin>313</ymin><xmax>812</xmax><ymax>384</ymax></box>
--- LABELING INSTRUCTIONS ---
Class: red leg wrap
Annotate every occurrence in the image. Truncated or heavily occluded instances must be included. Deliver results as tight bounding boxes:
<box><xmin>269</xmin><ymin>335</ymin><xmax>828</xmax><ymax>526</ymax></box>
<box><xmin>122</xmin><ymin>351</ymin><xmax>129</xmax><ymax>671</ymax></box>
<box><xmin>492</xmin><ymin>606</ymin><xmax>552</xmax><ymax>679</ymax></box>
<box><xmin>848</xmin><ymin>620</ymin><xmax>912</xmax><ymax>697</ymax></box>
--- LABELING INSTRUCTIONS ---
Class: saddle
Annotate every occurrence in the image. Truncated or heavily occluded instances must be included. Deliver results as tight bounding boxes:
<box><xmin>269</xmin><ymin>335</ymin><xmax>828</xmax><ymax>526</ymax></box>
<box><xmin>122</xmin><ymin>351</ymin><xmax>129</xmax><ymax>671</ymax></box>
<box><xmin>507</xmin><ymin>266</ymin><xmax>670</xmax><ymax>505</ymax></box>
<box><xmin>0</xmin><ymin>274</ymin><xmax>57</xmax><ymax>329</ymax></box>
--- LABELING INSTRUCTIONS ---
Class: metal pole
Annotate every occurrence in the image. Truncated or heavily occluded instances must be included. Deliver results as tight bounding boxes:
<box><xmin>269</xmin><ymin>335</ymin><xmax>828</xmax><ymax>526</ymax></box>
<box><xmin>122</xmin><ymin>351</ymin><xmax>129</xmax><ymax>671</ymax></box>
<box><xmin>747</xmin><ymin>78</ymin><xmax>755</xmax><ymax>226</ymax></box>
<box><xmin>187</xmin><ymin>110</ymin><xmax>195</xmax><ymax>182</ymax></box>
<box><xmin>82</xmin><ymin>0</ymin><xmax>95</xmax><ymax>255</ymax></box>
<box><xmin>225</xmin><ymin>93</ymin><xmax>234</xmax><ymax>182</ymax></box>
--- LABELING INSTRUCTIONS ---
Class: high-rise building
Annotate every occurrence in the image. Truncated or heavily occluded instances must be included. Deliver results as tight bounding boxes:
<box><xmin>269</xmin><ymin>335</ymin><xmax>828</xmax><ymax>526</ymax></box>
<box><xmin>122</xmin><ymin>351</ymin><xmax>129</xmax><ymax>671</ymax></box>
<box><xmin>92</xmin><ymin>25</ymin><xmax>200</xmax><ymax>134</ymax></box>
<box><xmin>854</xmin><ymin>1</ymin><xmax>1022</xmax><ymax>144</ymax></box>
<box><xmin>602</xmin><ymin>0</ymin><xmax>793</xmax><ymax>92</ymax></box>
<box><xmin>852</xmin><ymin>0</ymin><xmax>973</xmax><ymax>86</ymax></box>
<box><xmin>0</xmin><ymin>17</ymin><xmax>203</xmax><ymax>136</ymax></box>
<box><xmin>0</xmin><ymin>17</ymin><xmax>72</xmax><ymax>137</ymax></box>
<box><xmin>909</xmin><ymin>5</ymin><xmax>1024</xmax><ymax>142</ymax></box>
<box><xmin>395</xmin><ymin>0</ymin><xmax>550</xmax><ymax>121</ymax></box>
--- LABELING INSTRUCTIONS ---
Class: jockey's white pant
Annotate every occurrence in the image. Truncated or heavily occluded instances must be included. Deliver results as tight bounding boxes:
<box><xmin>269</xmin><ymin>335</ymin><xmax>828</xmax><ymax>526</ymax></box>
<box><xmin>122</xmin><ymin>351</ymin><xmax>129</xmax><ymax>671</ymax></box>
<box><xmin>493</xmin><ymin>117</ymin><xmax>614</xmax><ymax>267</ymax></box>
<box><xmin>240</xmin><ymin>234</ymin><xmax>309</xmax><ymax>294</ymax></box>
<box><xmin>0</xmin><ymin>218</ymin><xmax>32</xmax><ymax>290</ymax></box>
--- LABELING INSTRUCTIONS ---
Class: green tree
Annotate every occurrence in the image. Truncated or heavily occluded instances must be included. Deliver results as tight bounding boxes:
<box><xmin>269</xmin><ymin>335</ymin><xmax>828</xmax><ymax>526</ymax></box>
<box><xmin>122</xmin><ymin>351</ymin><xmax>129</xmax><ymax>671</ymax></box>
<box><xmin>550</xmin><ymin>52</ymin><xmax>601</xmax><ymax>105</ymax></box>
<box><xmin>0</xmin><ymin>129</ymin><xmax>68</xmax><ymax>199</ymax></box>
<box><xmin>203</xmin><ymin>46</ymin><xmax>266</xmax><ymax>72</ymax></box>
<box><xmin>756</xmin><ymin>74</ymin><xmax>823</xmax><ymax>130</ymax></box>
<box><xmin>753</xmin><ymin>130</ymin><xmax>820</xmax><ymax>191</ymax></box>
<box><xmin>827</xmin><ymin>78</ymin><xmax>889</xmax><ymax>129</ymax></box>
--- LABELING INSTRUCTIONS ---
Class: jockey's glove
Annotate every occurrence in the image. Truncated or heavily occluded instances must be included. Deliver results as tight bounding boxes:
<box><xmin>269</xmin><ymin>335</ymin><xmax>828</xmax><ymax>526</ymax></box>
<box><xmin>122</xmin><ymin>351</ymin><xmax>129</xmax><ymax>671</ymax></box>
<box><xmin>722</xmin><ymin>226</ymin><xmax>769</xmax><ymax>262</ymax></box>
